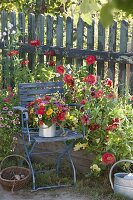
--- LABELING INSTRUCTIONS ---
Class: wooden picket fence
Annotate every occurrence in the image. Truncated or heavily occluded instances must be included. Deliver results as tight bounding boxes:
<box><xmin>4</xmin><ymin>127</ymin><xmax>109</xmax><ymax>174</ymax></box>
<box><xmin>0</xmin><ymin>10</ymin><xmax>133</xmax><ymax>94</ymax></box>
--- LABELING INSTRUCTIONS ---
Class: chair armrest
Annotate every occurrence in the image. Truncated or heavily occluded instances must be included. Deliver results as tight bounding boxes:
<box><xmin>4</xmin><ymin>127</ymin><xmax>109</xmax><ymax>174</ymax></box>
<box><xmin>68</xmin><ymin>103</ymin><xmax>82</xmax><ymax>109</ymax></box>
<box><xmin>13</xmin><ymin>106</ymin><xmax>28</xmax><ymax>112</ymax></box>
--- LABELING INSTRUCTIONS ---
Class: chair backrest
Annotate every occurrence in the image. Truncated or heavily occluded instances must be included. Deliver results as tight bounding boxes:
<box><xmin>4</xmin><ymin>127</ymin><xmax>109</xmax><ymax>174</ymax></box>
<box><xmin>18</xmin><ymin>81</ymin><xmax>64</xmax><ymax>107</ymax></box>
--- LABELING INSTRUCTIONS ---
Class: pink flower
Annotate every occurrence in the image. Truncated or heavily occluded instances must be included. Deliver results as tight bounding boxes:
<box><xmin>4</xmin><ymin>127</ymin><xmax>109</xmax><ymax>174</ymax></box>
<box><xmin>7</xmin><ymin>86</ymin><xmax>12</xmax><ymax>92</ymax></box>
<box><xmin>2</xmin><ymin>107</ymin><xmax>8</xmax><ymax>111</ymax></box>
<box><xmin>130</xmin><ymin>96</ymin><xmax>133</xmax><ymax>101</ymax></box>
<box><xmin>83</xmin><ymin>74</ymin><xmax>97</xmax><ymax>85</ymax></box>
<box><xmin>3</xmin><ymin>98</ymin><xmax>10</xmax><ymax>103</ymax></box>
<box><xmin>102</xmin><ymin>153</ymin><xmax>116</xmax><ymax>165</ymax></box>
<box><xmin>56</xmin><ymin>65</ymin><xmax>65</xmax><ymax>75</ymax></box>
<box><xmin>9</xmin><ymin>92</ymin><xmax>14</xmax><ymax>97</ymax></box>
<box><xmin>86</xmin><ymin>55</ymin><xmax>96</xmax><ymax>65</ymax></box>
<box><xmin>81</xmin><ymin>114</ymin><xmax>89</xmax><ymax>125</ymax></box>
<box><xmin>0</xmin><ymin>117</ymin><xmax>4</xmax><ymax>120</ymax></box>
<box><xmin>0</xmin><ymin>124</ymin><xmax>5</xmax><ymax>128</ymax></box>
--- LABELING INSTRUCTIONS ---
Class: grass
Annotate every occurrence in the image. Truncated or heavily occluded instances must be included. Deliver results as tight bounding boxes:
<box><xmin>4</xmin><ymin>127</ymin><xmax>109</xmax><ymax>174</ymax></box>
<box><xmin>26</xmin><ymin>161</ymin><xmax>128</xmax><ymax>199</ymax></box>
<box><xmin>75</xmin><ymin>176</ymin><xmax>127</xmax><ymax>200</ymax></box>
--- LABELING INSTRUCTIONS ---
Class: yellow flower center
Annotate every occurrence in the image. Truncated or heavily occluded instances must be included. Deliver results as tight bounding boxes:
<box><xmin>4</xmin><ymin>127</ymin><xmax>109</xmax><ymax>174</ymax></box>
<box><xmin>46</xmin><ymin>108</ymin><xmax>53</xmax><ymax>116</ymax></box>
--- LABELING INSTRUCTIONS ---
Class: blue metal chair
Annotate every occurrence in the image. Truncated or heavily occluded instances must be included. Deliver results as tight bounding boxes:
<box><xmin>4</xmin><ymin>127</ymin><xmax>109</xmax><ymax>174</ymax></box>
<box><xmin>14</xmin><ymin>81</ymin><xmax>83</xmax><ymax>191</ymax></box>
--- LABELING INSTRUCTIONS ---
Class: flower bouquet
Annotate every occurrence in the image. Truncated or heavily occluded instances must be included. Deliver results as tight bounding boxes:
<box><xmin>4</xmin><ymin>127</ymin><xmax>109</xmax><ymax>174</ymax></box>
<box><xmin>27</xmin><ymin>95</ymin><xmax>69</xmax><ymax>137</ymax></box>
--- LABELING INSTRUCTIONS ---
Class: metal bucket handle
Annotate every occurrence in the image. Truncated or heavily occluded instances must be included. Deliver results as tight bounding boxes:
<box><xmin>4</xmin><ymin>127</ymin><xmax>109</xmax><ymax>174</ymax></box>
<box><xmin>0</xmin><ymin>154</ymin><xmax>31</xmax><ymax>171</ymax></box>
<box><xmin>109</xmin><ymin>159</ymin><xmax>133</xmax><ymax>190</ymax></box>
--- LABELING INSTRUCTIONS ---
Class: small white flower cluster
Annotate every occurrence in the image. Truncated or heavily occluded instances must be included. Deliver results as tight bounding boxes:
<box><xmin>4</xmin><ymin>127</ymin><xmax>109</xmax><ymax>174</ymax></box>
<box><xmin>90</xmin><ymin>164</ymin><xmax>101</xmax><ymax>173</ymax></box>
<box><xmin>1</xmin><ymin>22</ymin><xmax>16</xmax><ymax>38</ymax></box>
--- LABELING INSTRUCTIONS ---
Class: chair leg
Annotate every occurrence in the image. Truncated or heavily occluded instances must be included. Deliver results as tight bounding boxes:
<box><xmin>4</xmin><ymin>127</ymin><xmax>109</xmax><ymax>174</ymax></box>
<box><xmin>23</xmin><ymin>142</ymin><xmax>36</xmax><ymax>190</ymax></box>
<box><xmin>56</xmin><ymin>141</ymin><xmax>76</xmax><ymax>185</ymax></box>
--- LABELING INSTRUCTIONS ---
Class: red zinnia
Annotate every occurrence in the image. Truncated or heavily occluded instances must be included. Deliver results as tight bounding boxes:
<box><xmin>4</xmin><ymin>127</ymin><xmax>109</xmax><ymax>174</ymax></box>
<box><xmin>102</xmin><ymin>153</ymin><xmax>116</xmax><ymax>165</ymax></box>
<box><xmin>93</xmin><ymin>89</ymin><xmax>104</xmax><ymax>98</ymax></box>
<box><xmin>86</xmin><ymin>55</ymin><xmax>96</xmax><ymax>65</ymax></box>
<box><xmin>112</xmin><ymin>118</ymin><xmax>121</xmax><ymax>125</ymax></box>
<box><xmin>21</xmin><ymin>60</ymin><xmax>29</xmax><ymax>65</ymax></box>
<box><xmin>44</xmin><ymin>95</ymin><xmax>51</xmax><ymax>101</ymax></box>
<box><xmin>57</xmin><ymin>112</ymin><xmax>66</xmax><ymax>121</ymax></box>
<box><xmin>89</xmin><ymin>123</ymin><xmax>100</xmax><ymax>132</ymax></box>
<box><xmin>81</xmin><ymin>114</ymin><xmax>89</xmax><ymax>125</ymax></box>
<box><xmin>106</xmin><ymin>92</ymin><xmax>117</xmax><ymax>99</ymax></box>
<box><xmin>83</xmin><ymin>74</ymin><xmax>97</xmax><ymax>85</ymax></box>
<box><xmin>36</xmin><ymin>108</ymin><xmax>45</xmax><ymax>115</ymax></box>
<box><xmin>106</xmin><ymin>124</ymin><xmax>118</xmax><ymax>132</ymax></box>
<box><xmin>29</xmin><ymin>40</ymin><xmax>40</xmax><ymax>46</ymax></box>
<box><xmin>48</xmin><ymin>60</ymin><xmax>55</xmax><ymax>66</ymax></box>
<box><xmin>7</xmin><ymin>50</ymin><xmax>19</xmax><ymax>56</ymax></box>
<box><xmin>63</xmin><ymin>74</ymin><xmax>74</xmax><ymax>87</ymax></box>
<box><xmin>80</xmin><ymin>99</ymin><xmax>87</xmax><ymax>105</ymax></box>
<box><xmin>56</xmin><ymin>65</ymin><xmax>65</xmax><ymax>75</ymax></box>
<box><xmin>104</xmin><ymin>78</ymin><xmax>113</xmax><ymax>87</ymax></box>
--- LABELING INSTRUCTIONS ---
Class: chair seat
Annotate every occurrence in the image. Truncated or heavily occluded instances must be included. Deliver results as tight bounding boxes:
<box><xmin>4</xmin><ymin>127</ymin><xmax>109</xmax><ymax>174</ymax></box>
<box><xmin>30</xmin><ymin>128</ymin><xmax>83</xmax><ymax>143</ymax></box>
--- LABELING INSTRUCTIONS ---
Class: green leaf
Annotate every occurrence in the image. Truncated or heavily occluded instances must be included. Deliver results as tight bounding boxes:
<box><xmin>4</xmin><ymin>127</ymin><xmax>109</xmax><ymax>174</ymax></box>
<box><xmin>80</xmin><ymin>0</ymin><xmax>99</xmax><ymax>13</ymax></box>
<box><xmin>80</xmin><ymin>13</ymin><xmax>92</xmax><ymax>24</ymax></box>
<box><xmin>100</xmin><ymin>3</ymin><xmax>113</xmax><ymax>27</ymax></box>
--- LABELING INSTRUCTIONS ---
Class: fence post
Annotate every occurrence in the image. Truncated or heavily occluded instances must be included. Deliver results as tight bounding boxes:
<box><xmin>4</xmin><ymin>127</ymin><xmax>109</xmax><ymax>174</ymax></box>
<box><xmin>66</xmin><ymin>16</ymin><xmax>73</xmax><ymax>65</ymax></box>
<box><xmin>56</xmin><ymin>16</ymin><xmax>63</xmax><ymax>65</ymax></box>
<box><xmin>76</xmin><ymin>18</ymin><xmax>84</xmax><ymax>68</ymax></box>
<box><xmin>28</xmin><ymin>13</ymin><xmax>36</xmax><ymax>71</ymax></box>
<box><xmin>118</xmin><ymin>20</ymin><xmax>128</xmax><ymax>94</ymax></box>
<box><xmin>37</xmin><ymin>14</ymin><xmax>44</xmax><ymax>63</ymax></box>
<box><xmin>108</xmin><ymin>21</ymin><xmax>117</xmax><ymax>85</ymax></box>
<box><xmin>1</xmin><ymin>10</ymin><xmax>8</xmax><ymax>88</ymax></box>
<box><xmin>97</xmin><ymin>21</ymin><xmax>105</xmax><ymax>79</ymax></box>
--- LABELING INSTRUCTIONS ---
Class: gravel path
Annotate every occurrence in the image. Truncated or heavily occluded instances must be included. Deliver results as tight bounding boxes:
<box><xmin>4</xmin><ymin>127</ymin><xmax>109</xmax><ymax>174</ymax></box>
<box><xmin>0</xmin><ymin>186</ymin><xmax>90</xmax><ymax>200</ymax></box>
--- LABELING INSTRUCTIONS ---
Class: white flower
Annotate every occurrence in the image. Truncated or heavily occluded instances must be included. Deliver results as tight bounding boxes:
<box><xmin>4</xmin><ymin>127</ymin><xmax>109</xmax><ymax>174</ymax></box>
<box><xmin>38</xmin><ymin>114</ymin><xmax>42</xmax><ymax>119</ymax></box>
<box><xmin>66</xmin><ymin>64</ymin><xmax>70</xmax><ymax>69</ymax></box>
<box><xmin>8</xmin><ymin>22</ymin><xmax>13</xmax><ymax>29</ymax></box>
<box><xmin>11</xmin><ymin>30</ymin><xmax>16</xmax><ymax>34</ymax></box>
<box><xmin>55</xmin><ymin>73</ymin><xmax>60</xmax><ymax>77</ymax></box>
<box><xmin>4</xmin><ymin>27</ymin><xmax>7</xmax><ymax>31</ymax></box>
<box><xmin>3</xmin><ymin>32</ymin><xmax>7</xmax><ymax>36</ymax></box>
<box><xmin>90</xmin><ymin>164</ymin><xmax>101</xmax><ymax>173</ymax></box>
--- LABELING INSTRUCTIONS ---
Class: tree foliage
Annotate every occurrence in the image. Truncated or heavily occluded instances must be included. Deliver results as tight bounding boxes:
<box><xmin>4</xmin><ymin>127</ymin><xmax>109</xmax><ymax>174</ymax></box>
<box><xmin>0</xmin><ymin>0</ymin><xmax>133</xmax><ymax>26</ymax></box>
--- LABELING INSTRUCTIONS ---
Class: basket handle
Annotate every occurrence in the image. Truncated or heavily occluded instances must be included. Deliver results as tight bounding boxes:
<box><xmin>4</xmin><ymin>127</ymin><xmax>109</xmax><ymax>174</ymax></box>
<box><xmin>0</xmin><ymin>154</ymin><xmax>31</xmax><ymax>171</ymax></box>
<box><xmin>109</xmin><ymin>159</ymin><xmax>133</xmax><ymax>190</ymax></box>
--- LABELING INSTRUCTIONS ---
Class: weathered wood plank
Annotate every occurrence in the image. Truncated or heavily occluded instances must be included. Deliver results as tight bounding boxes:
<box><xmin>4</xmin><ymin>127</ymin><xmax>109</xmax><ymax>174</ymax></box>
<box><xmin>18</xmin><ymin>12</ymin><xmax>25</xmax><ymax>59</ymax></box>
<box><xmin>66</xmin><ymin>17</ymin><xmax>73</xmax><ymax>64</ymax></box>
<box><xmin>1</xmin><ymin>10</ymin><xmax>8</xmax><ymax>88</ymax></box>
<box><xmin>56</xmin><ymin>16</ymin><xmax>63</xmax><ymax>65</ymax></box>
<box><xmin>108</xmin><ymin>21</ymin><xmax>117</xmax><ymax>85</ymax></box>
<box><xmin>87</xmin><ymin>20</ymin><xmax>95</xmax><ymax>73</ymax></box>
<box><xmin>10</xmin><ymin>11</ymin><xmax>16</xmax><ymax>88</ymax></box>
<box><xmin>87</xmin><ymin>20</ymin><xmax>94</xmax><ymax>50</ymax></box>
<box><xmin>118</xmin><ymin>20</ymin><xmax>128</xmax><ymax>94</ymax></box>
<box><xmin>37</xmin><ymin>14</ymin><xmax>44</xmax><ymax>63</ymax></box>
<box><xmin>76</xmin><ymin>18</ymin><xmax>84</xmax><ymax>68</ymax></box>
<box><xmin>97</xmin><ymin>21</ymin><xmax>105</xmax><ymax>78</ymax></box>
<box><xmin>46</xmin><ymin>15</ymin><xmax>53</xmax><ymax>64</ymax></box>
<box><xmin>28</xmin><ymin>13</ymin><xmax>36</xmax><ymax>71</ymax></box>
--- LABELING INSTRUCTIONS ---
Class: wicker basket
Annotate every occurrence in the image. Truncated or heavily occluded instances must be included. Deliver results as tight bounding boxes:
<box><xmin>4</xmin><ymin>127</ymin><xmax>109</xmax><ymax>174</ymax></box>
<box><xmin>0</xmin><ymin>154</ymin><xmax>31</xmax><ymax>191</ymax></box>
